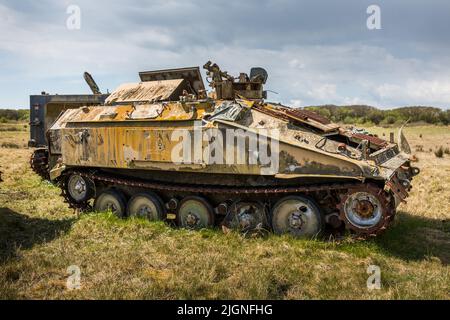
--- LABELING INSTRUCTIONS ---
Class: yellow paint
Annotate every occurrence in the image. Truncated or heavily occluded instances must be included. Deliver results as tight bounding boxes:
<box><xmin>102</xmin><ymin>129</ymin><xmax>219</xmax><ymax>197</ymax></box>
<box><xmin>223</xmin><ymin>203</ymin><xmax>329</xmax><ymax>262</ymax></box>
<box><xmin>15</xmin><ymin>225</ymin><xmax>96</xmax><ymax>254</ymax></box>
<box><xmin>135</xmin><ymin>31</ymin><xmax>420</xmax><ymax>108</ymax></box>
<box><xmin>53</xmin><ymin>100</ymin><xmax>370</xmax><ymax>178</ymax></box>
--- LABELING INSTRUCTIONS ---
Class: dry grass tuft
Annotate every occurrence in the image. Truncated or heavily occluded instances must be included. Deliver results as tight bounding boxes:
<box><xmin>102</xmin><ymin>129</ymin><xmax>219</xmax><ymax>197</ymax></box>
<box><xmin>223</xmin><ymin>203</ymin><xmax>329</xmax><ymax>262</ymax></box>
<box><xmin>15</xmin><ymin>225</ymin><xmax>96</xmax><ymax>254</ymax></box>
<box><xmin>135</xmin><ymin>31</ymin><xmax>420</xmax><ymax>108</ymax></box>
<box><xmin>1</xmin><ymin>142</ymin><xmax>20</xmax><ymax>149</ymax></box>
<box><xmin>435</xmin><ymin>146</ymin><xmax>444</xmax><ymax>158</ymax></box>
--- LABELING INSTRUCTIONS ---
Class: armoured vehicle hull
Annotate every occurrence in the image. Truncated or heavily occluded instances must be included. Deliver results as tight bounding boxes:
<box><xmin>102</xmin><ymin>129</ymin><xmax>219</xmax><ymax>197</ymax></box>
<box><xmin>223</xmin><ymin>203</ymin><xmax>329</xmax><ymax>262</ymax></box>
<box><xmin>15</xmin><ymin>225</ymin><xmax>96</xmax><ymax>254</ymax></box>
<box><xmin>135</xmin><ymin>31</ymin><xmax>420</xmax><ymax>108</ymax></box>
<box><xmin>45</xmin><ymin>62</ymin><xmax>419</xmax><ymax>238</ymax></box>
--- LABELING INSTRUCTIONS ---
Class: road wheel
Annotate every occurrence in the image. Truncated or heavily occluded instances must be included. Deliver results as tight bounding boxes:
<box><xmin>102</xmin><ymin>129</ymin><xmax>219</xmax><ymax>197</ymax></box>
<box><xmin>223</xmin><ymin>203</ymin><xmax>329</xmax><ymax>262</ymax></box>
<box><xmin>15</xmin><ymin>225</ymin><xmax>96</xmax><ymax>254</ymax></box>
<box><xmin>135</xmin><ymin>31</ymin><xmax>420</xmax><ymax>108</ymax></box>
<box><xmin>177</xmin><ymin>196</ymin><xmax>214</xmax><ymax>229</ymax></box>
<box><xmin>127</xmin><ymin>192</ymin><xmax>164</xmax><ymax>221</ymax></box>
<box><xmin>66</xmin><ymin>173</ymin><xmax>95</xmax><ymax>203</ymax></box>
<box><xmin>94</xmin><ymin>189</ymin><xmax>127</xmax><ymax>218</ymax></box>
<box><xmin>271</xmin><ymin>195</ymin><xmax>323</xmax><ymax>238</ymax></box>
<box><xmin>224</xmin><ymin>201</ymin><xmax>268</xmax><ymax>234</ymax></box>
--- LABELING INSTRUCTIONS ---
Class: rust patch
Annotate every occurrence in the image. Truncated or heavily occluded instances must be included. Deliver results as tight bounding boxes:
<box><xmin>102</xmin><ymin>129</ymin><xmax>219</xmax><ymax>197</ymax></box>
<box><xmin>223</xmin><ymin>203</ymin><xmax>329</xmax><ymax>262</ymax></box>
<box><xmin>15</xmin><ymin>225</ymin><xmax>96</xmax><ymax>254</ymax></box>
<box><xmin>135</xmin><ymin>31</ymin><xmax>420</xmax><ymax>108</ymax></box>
<box><xmin>105</xmin><ymin>79</ymin><xmax>186</xmax><ymax>104</ymax></box>
<box><xmin>386</xmin><ymin>174</ymin><xmax>409</xmax><ymax>203</ymax></box>
<box><xmin>351</xmin><ymin>132</ymin><xmax>388</xmax><ymax>148</ymax></box>
<box><xmin>284</xmin><ymin>108</ymin><xmax>331</xmax><ymax>125</ymax></box>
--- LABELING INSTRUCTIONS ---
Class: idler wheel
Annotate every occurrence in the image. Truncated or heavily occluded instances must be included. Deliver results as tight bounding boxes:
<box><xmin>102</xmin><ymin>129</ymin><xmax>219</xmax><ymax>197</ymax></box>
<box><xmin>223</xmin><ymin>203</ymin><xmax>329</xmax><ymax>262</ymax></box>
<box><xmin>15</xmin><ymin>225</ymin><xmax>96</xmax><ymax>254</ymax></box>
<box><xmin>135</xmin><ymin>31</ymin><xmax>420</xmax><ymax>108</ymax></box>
<box><xmin>127</xmin><ymin>192</ymin><xmax>165</xmax><ymax>221</ymax></box>
<box><xmin>271</xmin><ymin>196</ymin><xmax>323</xmax><ymax>238</ymax></box>
<box><xmin>177</xmin><ymin>196</ymin><xmax>214</xmax><ymax>229</ymax></box>
<box><xmin>66</xmin><ymin>173</ymin><xmax>95</xmax><ymax>203</ymax></box>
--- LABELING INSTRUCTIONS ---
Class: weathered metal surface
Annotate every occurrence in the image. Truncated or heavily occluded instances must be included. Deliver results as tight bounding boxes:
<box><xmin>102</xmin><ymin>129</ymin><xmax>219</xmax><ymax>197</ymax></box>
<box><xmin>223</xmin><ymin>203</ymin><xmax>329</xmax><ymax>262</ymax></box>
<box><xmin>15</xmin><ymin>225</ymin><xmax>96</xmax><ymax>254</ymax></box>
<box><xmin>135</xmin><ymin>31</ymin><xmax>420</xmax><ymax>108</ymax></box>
<box><xmin>351</xmin><ymin>132</ymin><xmax>388</xmax><ymax>148</ymax></box>
<box><xmin>283</xmin><ymin>108</ymin><xmax>340</xmax><ymax>133</ymax></box>
<box><xmin>105</xmin><ymin>79</ymin><xmax>187</xmax><ymax>104</ymax></box>
<box><xmin>203</xmin><ymin>61</ymin><xmax>266</xmax><ymax>100</ymax></box>
<box><xmin>286</xmin><ymin>108</ymin><xmax>331</xmax><ymax>125</ymax></box>
<box><xmin>139</xmin><ymin>66</ymin><xmax>206</xmax><ymax>95</ymax></box>
<box><xmin>252</xmin><ymin>104</ymin><xmax>340</xmax><ymax>133</ymax></box>
<box><xmin>53</xmin><ymin>103</ymin><xmax>208</xmax><ymax>124</ymax></box>
<box><xmin>128</xmin><ymin>104</ymin><xmax>165</xmax><ymax>119</ymax></box>
<box><xmin>386</xmin><ymin>174</ymin><xmax>409</xmax><ymax>202</ymax></box>
<box><xmin>84</xmin><ymin>72</ymin><xmax>101</xmax><ymax>95</ymax></box>
<box><xmin>398</xmin><ymin>125</ymin><xmax>412</xmax><ymax>154</ymax></box>
<box><xmin>377</xmin><ymin>151</ymin><xmax>410</xmax><ymax>179</ymax></box>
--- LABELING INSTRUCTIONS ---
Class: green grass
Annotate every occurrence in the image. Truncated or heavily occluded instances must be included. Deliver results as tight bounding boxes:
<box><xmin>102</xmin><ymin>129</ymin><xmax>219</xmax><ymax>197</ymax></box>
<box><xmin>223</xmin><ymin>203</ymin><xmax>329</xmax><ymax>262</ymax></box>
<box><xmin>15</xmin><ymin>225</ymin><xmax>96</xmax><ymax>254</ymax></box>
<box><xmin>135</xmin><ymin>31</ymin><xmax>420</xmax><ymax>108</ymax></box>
<box><xmin>0</xmin><ymin>127</ymin><xmax>448</xmax><ymax>300</ymax></box>
<box><xmin>1</xmin><ymin>210</ymin><xmax>448</xmax><ymax>299</ymax></box>
<box><xmin>0</xmin><ymin>189</ymin><xmax>448</xmax><ymax>299</ymax></box>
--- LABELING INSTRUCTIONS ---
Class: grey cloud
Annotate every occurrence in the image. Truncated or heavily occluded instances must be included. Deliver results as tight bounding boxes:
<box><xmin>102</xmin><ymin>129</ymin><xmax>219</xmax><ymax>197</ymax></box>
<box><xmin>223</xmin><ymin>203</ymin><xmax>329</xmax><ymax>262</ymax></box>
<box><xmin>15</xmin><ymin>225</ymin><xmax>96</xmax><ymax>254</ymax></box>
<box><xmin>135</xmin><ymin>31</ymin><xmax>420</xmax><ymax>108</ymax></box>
<box><xmin>0</xmin><ymin>0</ymin><xmax>449</xmax><ymax>108</ymax></box>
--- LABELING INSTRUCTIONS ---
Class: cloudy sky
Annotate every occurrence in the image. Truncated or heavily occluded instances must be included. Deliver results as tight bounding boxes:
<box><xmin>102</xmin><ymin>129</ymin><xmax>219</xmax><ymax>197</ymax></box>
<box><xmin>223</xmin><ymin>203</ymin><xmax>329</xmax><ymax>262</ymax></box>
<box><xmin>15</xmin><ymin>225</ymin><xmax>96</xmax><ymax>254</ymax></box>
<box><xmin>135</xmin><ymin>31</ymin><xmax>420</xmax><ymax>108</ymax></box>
<box><xmin>1</xmin><ymin>0</ymin><xmax>450</xmax><ymax>109</ymax></box>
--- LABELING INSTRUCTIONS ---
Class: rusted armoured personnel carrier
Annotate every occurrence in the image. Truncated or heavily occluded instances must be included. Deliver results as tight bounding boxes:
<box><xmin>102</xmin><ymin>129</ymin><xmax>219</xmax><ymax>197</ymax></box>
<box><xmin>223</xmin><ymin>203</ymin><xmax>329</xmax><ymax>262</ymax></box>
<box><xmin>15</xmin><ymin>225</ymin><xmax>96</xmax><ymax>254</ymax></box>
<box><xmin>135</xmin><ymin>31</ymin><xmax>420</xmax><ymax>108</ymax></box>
<box><xmin>45</xmin><ymin>61</ymin><xmax>419</xmax><ymax>238</ymax></box>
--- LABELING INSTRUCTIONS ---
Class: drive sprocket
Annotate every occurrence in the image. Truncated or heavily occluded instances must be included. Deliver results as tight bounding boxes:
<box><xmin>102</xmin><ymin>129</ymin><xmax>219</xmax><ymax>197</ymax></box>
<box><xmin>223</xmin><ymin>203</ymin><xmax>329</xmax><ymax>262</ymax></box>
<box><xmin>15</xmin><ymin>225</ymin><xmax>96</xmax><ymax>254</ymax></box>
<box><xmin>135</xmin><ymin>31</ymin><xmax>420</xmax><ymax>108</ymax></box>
<box><xmin>337</xmin><ymin>184</ymin><xmax>395</xmax><ymax>238</ymax></box>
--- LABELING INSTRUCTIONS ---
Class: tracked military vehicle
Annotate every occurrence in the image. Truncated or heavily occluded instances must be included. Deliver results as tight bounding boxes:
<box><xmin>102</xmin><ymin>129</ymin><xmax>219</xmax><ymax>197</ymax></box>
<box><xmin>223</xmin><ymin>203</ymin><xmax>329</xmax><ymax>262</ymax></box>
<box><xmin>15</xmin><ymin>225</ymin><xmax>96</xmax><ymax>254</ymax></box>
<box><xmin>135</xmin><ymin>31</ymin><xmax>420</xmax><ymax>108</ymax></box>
<box><xmin>45</xmin><ymin>61</ymin><xmax>419</xmax><ymax>238</ymax></box>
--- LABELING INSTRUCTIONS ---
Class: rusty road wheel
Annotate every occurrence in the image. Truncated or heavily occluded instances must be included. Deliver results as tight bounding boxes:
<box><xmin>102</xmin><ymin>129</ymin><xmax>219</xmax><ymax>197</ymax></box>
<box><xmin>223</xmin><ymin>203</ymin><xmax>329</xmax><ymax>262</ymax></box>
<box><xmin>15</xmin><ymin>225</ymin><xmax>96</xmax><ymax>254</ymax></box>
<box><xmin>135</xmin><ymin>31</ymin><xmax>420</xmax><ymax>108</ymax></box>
<box><xmin>224</xmin><ymin>201</ymin><xmax>268</xmax><ymax>235</ymax></box>
<box><xmin>337</xmin><ymin>184</ymin><xmax>394</xmax><ymax>237</ymax></box>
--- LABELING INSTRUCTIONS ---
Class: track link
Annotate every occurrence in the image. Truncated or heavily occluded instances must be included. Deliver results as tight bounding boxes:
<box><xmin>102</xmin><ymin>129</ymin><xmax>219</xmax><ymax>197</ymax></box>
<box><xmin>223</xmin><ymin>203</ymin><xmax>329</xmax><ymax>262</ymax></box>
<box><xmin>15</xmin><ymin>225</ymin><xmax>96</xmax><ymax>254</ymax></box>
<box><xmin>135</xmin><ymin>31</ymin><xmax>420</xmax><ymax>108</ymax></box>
<box><xmin>30</xmin><ymin>148</ymin><xmax>50</xmax><ymax>180</ymax></box>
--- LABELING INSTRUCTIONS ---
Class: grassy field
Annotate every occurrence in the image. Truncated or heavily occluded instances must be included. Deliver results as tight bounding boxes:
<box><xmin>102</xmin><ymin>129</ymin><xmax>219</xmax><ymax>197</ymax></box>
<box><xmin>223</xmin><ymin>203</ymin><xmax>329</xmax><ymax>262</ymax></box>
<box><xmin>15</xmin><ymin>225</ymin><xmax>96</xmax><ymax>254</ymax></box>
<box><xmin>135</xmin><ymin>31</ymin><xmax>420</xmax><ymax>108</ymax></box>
<box><xmin>0</xmin><ymin>123</ymin><xmax>448</xmax><ymax>299</ymax></box>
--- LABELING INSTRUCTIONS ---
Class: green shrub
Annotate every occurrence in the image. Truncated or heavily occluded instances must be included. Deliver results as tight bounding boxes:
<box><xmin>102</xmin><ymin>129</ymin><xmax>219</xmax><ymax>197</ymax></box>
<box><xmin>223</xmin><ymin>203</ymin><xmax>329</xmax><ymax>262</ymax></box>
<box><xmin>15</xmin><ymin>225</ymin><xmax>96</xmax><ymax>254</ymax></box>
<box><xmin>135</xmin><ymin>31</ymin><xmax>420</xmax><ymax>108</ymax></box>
<box><xmin>343</xmin><ymin>116</ymin><xmax>355</xmax><ymax>124</ymax></box>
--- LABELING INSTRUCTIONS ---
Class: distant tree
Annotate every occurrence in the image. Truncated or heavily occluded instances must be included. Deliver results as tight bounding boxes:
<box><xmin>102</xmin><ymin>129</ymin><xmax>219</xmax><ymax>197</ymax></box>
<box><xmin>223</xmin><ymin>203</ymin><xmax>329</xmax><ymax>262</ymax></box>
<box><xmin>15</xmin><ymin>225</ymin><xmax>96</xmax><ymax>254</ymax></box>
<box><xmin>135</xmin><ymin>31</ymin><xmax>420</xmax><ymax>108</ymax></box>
<box><xmin>343</xmin><ymin>116</ymin><xmax>356</xmax><ymax>124</ymax></box>
<box><xmin>0</xmin><ymin>109</ymin><xmax>30</xmax><ymax>122</ymax></box>
<box><xmin>367</xmin><ymin>110</ymin><xmax>384</xmax><ymax>125</ymax></box>
<box><xmin>18</xmin><ymin>110</ymin><xmax>30</xmax><ymax>121</ymax></box>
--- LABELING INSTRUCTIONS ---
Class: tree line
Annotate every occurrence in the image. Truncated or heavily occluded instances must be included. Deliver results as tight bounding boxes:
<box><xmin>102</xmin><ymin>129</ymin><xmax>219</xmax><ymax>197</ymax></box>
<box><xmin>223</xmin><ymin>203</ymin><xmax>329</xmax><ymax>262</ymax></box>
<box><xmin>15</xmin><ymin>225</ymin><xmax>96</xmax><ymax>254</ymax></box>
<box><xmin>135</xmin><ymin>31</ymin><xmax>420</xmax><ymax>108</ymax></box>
<box><xmin>0</xmin><ymin>109</ymin><xmax>29</xmax><ymax>123</ymax></box>
<box><xmin>304</xmin><ymin>105</ymin><xmax>450</xmax><ymax>126</ymax></box>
